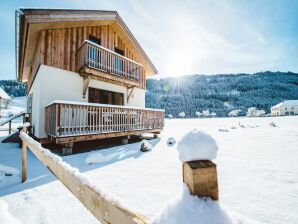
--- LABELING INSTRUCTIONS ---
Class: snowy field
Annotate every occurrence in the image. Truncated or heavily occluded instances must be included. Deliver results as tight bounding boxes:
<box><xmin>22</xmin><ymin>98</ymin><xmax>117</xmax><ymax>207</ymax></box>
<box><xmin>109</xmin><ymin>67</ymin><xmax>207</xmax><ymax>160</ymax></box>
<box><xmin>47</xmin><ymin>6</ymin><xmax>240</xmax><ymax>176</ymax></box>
<box><xmin>0</xmin><ymin>96</ymin><xmax>26</xmax><ymax>130</ymax></box>
<box><xmin>0</xmin><ymin>114</ymin><xmax>298</xmax><ymax>223</ymax></box>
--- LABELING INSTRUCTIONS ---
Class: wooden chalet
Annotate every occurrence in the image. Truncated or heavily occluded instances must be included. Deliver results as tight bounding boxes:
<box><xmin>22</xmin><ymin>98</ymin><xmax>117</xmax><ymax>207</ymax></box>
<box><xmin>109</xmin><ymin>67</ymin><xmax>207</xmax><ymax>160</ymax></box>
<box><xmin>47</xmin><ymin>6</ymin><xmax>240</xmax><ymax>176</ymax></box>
<box><xmin>16</xmin><ymin>9</ymin><xmax>164</xmax><ymax>153</ymax></box>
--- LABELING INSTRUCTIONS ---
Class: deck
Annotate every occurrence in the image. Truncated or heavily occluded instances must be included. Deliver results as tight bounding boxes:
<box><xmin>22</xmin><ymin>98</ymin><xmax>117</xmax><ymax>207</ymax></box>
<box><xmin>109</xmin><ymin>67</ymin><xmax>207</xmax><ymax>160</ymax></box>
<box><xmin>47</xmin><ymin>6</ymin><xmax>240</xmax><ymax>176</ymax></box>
<box><xmin>45</xmin><ymin>101</ymin><xmax>164</xmax><ymax>144</ymax></box>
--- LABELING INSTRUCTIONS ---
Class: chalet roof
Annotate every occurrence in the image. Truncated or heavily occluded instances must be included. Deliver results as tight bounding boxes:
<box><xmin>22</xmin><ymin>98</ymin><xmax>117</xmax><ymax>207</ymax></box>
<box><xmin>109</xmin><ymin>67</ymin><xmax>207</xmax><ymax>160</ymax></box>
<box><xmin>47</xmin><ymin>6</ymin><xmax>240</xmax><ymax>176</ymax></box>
<box><xmin>271</xmin><ymin>100</ymin><xmax>298</xmax><ymax>109</ymax></box>
<box><xmin>16</xmin><ymin>8</ymin><xmax>158</xmax><ymax>82</ymax></box>
<box><xmin>0</xmin><ymin>87</ymin><xmax>12</xmax><ymax>100</ymax></box>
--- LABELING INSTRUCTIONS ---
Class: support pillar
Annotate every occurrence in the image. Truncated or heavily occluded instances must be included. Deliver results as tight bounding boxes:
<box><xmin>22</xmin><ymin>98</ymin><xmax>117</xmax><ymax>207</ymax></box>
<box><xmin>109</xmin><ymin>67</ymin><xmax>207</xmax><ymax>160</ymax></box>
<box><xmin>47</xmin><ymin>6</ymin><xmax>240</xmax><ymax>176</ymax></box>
<box><xmin>122</xmin><ymin>135</ymin><xmax>130</xmax><ymax>144</ymax></box>
<box><xmin>62</xmin><ymin>143</ymin><xmax>73</xmax><ymax>156</ymax></box>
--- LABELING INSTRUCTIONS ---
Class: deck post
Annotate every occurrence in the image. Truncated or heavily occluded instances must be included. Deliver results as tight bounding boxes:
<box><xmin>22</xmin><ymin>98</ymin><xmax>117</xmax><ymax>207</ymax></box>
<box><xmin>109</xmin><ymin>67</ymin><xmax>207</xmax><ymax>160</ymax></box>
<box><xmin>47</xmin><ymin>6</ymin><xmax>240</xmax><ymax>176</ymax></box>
<box><xmin>21</xmin><ymin>126</ymin><xmax>28</xmax><ymax>183</ymax></box>
<box><xmin>62</xmin><ymin>143</ymin><xmax>73</xmax><ymax>155</ymax></box>
<box><xmin>182</xmin><ymin>160</ymin><xmax>218</xmax><ymax>200</ymax></box>
<box><xmin>122</xmin><ymin>135</ymin><xmax>130</xmax><ymax>144</ymax></box>
<box><xmin>122</xmin><ymin>138</ymin><xmax>128</xmax><ymax>144</ymax></box>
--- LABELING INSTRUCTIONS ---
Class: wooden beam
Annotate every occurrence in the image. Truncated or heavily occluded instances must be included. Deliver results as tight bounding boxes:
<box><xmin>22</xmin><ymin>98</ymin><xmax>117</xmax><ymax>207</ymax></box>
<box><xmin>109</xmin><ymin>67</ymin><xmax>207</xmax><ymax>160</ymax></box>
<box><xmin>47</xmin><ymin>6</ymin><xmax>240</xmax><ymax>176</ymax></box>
<box><xmin>127</xmin><ymin>87</ymin><xmax>135</xmax><ymax>104</ymax></box>
<box><xmin>21</xmin><ymin>126</ymin><xmax>28</xmax><ymax>183</ymax></box>
<box><xmin>54</xmin><ymin>128</ymin><xmax>163</xmax><ymax>144</ymax></box>
<box><xmin>81</xmin><ymin>67</ymin><xmax>139</xmax><ymax>89</ymax></box>
<box><xmin>19</xmin><ymin>132</ymin><xmax>149</xmax><ymax>224</ymax></box>
<box><xmin>82</xmin><ymin>74</ymin><xmax>91</xmax><ymax>98</ymax></box>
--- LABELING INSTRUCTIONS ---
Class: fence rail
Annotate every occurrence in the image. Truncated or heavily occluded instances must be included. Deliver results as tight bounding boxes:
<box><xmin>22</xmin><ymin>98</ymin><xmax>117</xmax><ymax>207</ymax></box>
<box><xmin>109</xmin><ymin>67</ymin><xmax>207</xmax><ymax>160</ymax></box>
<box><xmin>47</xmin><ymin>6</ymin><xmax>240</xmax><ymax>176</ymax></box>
<box><xmin>20</xmin><ymin>131</ymin><xmax>149</xmax><ymax>224</ymax></box>
<box><xmin>45</xmin><ymin>101</ymin><xmax>164</xmax><ymax>138</ymax></box>
<box><xmin>77</xmin><ymin>40</ymin><xmax>143</xmax><ymax>82</ymax></box>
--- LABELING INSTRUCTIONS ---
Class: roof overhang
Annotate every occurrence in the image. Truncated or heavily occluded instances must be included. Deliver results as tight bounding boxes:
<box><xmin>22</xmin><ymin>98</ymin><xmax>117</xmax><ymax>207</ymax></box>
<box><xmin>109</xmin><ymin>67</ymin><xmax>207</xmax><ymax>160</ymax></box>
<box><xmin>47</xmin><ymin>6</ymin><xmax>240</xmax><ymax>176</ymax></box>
<box><xmin>16</xmin><ymin>8</ymin><xmax>158</xmax><ymax>82</ymax></box>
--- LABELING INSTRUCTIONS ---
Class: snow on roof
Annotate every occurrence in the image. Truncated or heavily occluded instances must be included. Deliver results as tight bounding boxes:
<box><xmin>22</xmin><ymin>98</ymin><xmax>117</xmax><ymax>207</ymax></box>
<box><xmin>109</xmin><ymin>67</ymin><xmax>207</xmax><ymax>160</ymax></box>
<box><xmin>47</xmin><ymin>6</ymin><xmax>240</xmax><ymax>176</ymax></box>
<box><xmin>271</xmin><ymin>100</ymin><xmax>298</xmax><ymax>109</ymax></box>
<box><xmin>0</xmin><ymin>87</ymin><xmax>11</xmax><ymax>100</ymax></box>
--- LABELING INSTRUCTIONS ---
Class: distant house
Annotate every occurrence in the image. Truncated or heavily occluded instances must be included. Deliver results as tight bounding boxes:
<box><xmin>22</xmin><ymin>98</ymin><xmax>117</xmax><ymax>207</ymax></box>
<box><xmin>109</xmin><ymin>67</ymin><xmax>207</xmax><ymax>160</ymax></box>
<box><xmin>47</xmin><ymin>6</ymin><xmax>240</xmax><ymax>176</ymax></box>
<box><xmin>16</xmin><ymin>9</ymin><xmax>164</xmax><ymax>153</ymax></box>
<box><xmin>271</xmin><ymin>100</ymin><xmax>298</xmax><ymax>116</ymax></box>
<box><xmin>0</xmin><ymin>87</ymin><xmax>12</xmax><ymax>109</ymax></box>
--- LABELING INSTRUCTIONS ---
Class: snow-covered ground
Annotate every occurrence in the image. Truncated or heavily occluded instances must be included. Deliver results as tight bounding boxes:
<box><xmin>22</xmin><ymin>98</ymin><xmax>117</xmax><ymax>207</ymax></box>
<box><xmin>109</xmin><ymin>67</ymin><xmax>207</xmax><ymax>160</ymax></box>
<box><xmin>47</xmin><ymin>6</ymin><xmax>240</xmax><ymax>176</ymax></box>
<box><xmin>0</xmin><ymin>114</ymin><xmax>298</xmax><ymax>223</ymax></box>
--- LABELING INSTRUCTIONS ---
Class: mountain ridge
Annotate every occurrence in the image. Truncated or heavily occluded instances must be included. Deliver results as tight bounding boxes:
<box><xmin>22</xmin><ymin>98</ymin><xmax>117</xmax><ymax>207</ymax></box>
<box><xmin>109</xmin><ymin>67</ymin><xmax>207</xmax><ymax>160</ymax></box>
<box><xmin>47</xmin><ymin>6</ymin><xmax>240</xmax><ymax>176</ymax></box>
<box><xmin>145</xmin><ymin>71</ymin><xmax>298</xmax><ymax>117</ymax></box>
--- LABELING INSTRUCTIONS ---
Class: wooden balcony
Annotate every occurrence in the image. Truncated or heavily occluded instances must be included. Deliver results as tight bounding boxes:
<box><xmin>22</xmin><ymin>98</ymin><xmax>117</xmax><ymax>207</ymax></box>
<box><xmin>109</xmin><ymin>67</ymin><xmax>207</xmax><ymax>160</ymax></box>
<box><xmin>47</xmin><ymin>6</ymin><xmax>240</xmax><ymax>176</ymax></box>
<box><xmin>77</xmin><ymin>41</ymin><xmax>144</xmax><ymax>88</ymax></box>
<box><xmin>45</xmin><ymin>101</ymin><xmax>164</xmax><ymax>144</ymax></box>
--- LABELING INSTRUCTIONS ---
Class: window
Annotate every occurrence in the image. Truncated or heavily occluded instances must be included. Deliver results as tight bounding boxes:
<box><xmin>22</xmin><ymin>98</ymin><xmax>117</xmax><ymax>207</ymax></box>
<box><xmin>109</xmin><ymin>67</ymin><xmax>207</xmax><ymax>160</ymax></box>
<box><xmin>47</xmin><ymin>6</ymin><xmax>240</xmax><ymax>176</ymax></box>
<box><xmin>89</xmin><ymin>35</ymin><xmax>101</xmax><ymax>45</ymax></box>
<box><xmin>114</xmin><ymin>48</ymin><xmax>125</xmax><ymax>74</ymax></box>
<box><xmin>114</xmin><ymin>47</ymin><xmax>124</xmax><ymax>56</ymax></box>
<box><xmin>88</xmin><ymin>87</ymin><xmax>123</xmax><ymax>105</ymax></box>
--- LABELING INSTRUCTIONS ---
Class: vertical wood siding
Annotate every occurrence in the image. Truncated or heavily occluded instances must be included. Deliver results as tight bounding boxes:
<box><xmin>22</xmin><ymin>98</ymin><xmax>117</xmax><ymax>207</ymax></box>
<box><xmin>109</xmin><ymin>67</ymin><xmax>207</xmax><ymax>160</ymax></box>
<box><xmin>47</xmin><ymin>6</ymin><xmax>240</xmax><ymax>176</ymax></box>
<box><xmin>33</xmin><ymin>25</ymin><xmax>146</xmax><ymax>89</ymax></box>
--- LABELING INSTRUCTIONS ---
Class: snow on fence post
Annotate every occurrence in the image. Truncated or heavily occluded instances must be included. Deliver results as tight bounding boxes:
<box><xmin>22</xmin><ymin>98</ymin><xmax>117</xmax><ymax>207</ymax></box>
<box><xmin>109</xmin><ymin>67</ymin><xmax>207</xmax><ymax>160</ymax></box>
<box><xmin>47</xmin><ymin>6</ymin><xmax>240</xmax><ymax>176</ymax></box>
<box><xmin>21</xmin><ymin>125</ymin><xmax>28</xmax><ymax>183</ymax></box>
<box><xmin>177</xmin><ymin>129</ymin><xmax>219</xmax><ymax>200</ymax></box>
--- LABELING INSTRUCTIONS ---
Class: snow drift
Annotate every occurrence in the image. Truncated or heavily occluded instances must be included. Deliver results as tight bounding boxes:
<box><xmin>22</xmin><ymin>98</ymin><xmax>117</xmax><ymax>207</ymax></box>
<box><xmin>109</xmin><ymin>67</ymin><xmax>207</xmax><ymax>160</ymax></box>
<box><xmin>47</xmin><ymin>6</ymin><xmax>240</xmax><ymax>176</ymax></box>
<box><xmin>152</xmin><ymin>185</ymin><xmax>250</xmax><ymax>224</ymax></box>
<box><xmin>0</xmin><ymin>199</ymin><xmax>22</xmax><ymax>224</ymax></box>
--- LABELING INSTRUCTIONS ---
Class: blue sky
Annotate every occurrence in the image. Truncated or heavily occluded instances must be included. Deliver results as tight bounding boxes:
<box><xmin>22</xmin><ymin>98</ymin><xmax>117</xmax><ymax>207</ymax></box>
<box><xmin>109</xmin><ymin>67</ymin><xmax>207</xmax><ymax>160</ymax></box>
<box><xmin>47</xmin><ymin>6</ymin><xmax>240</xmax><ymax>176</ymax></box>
<box><xmin>0</xmin><ymin>0</ymin><xmax>298</xmax><ymax>79</ymax></box>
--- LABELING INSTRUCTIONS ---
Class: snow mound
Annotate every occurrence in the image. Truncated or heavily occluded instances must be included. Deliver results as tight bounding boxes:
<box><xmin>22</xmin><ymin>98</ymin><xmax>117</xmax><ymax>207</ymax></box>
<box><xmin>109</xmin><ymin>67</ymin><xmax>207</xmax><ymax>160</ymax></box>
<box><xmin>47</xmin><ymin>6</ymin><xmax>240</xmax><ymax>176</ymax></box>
<box><xmin>85</xmin><ymin>152</ymin><xmax>111</xmax><ymax>165</ymax></box>
<box><xmin>152</xmin><ymin>185</ymin><xmax>249</xmax><ymax>224</ymax></box>
<box><xmin>269</xmin><ymin>121</ymin><xmax>277</xmax><ymax>127</ymax></box>
<box><xmin>239</xmin><ymin>123</ymin><xmax>246</xmax><ymax>128</ymax></box>
<box><xmin>167</xmin><ymin>137</ymin><xmax>176</xmax><ymax>146</ymax></box>
<box><xmin>179</xmin><ymin>112</ymin><xmax>185</xmax><ymax>117</ymax></box>
<box><xmin>177</xmin><ymin>129</ymin><xmax>218</xmax><ymax>162</ymax></box>
<box><xmin>0</xmin><ymin>199</ymin><xmax>22</xmax><ymax>224</ymax></box>
<box><xmin>0</xmin><ymin>164</ymin><xmax>19</xmax><ymax>176</ymax></box>
<box><xmin>0</xmin><ymin>164</ymin><xmax>19</xmax><ymax>187</ymax></box>
<box><xmin>140</xmin><ymin>139</ymin><xmax>153</xmax><ymax>152</ymax></box>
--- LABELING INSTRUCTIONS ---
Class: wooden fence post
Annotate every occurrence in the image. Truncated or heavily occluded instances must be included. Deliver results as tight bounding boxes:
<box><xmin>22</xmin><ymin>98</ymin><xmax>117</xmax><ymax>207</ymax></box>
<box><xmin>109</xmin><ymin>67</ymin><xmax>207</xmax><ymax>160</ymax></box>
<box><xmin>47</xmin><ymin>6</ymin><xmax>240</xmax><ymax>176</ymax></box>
<box><xmin>183</xmin><ymin>160</ymin><xmax>218</xmax><ymax>200</ymax></box>
<box><xmin>21</xmin><ymin>126</ymin><xmax>28</xmax><ymax>183</ymax></box>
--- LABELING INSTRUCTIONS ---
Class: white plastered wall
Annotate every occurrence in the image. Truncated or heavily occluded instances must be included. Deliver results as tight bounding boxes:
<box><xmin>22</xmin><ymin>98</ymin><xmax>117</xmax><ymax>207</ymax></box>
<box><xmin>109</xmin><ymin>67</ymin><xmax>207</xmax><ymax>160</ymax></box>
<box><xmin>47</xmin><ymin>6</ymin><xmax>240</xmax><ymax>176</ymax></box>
<box><xmin>29</xmin><ymin>65</ymin><xmax>145</xmax><ymax>138</ymax></box>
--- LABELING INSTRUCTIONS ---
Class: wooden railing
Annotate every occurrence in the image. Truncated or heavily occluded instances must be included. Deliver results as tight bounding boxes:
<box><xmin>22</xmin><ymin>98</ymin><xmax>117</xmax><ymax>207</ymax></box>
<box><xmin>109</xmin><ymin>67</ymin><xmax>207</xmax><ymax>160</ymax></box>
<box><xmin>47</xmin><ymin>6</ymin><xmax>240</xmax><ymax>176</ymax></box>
<box><xmin>0</xmin><ymin>112</ymin><xmax>26</xmax><ymax>134</ymax></box>
<box><xmin>45</xmin><ymin>101</ymin><xmax>164</xmax><ymax>138</ymax></box>
<box><xmin>77</xmin><ymin>41</ymin><xmax>143</xmax><ymax>82</ymax></box>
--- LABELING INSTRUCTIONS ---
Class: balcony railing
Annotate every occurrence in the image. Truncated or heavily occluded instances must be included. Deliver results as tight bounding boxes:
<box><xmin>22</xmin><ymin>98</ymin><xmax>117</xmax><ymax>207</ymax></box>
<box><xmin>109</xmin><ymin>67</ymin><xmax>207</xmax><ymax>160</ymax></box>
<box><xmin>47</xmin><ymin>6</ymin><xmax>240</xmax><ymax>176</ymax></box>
<box><xmin>77</xmin><ymin>40</ymin><xmax>143</xmax><ymax>82</ymax></box>
<box><xmin>45</xmin><ymin>101</ymin><xmax>164</xmax><ymax>138</ymax></box>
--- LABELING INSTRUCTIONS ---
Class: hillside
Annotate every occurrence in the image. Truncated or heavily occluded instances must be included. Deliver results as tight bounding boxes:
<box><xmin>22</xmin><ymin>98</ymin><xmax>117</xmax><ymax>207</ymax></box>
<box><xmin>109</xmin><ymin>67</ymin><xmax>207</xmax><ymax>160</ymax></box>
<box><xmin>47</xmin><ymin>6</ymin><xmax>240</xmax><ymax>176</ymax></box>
<box><xmin>146</xmin><ymin>71</ymin><xmax>298</xmax><ymax>117</ymax></box>
<box><xmin>0</xmin><ymin>80</ymin><xmax>25</xmax><ymax>97</ymax></box>
<box><xmin>1</xmin><ymin>72</ymin><xmax>298</xmax><ymax>118</ymax></box>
